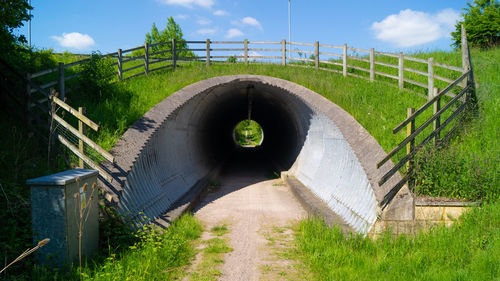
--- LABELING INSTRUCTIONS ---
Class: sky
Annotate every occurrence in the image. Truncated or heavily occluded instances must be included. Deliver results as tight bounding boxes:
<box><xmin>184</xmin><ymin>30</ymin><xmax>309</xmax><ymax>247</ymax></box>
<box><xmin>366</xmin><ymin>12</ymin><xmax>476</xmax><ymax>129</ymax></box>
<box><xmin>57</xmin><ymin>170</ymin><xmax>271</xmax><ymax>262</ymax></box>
<box><xmin>17</xmin><ymin>0</ymin><xmax>469</xmax><ymax>54</ymax></box>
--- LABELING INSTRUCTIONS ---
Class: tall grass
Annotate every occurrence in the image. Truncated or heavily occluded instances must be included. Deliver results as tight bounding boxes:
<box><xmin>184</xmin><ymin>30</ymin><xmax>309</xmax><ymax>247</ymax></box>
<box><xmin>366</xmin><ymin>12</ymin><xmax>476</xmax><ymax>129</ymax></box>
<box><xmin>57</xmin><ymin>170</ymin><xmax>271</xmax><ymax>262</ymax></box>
<box><xmin>296</xmin><ymin>202</ymin><xmax>500</xmax><ymax>281</ymax></box>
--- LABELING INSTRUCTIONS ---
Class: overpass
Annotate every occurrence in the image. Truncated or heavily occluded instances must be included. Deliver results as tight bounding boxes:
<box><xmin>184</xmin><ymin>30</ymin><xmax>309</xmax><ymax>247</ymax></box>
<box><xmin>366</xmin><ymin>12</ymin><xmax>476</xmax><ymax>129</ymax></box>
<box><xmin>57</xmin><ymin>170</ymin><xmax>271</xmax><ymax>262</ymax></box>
<box><xmin>102</xmin><ymin>75</ymin><xmax>414</xmax><ymax>234</ymax></box>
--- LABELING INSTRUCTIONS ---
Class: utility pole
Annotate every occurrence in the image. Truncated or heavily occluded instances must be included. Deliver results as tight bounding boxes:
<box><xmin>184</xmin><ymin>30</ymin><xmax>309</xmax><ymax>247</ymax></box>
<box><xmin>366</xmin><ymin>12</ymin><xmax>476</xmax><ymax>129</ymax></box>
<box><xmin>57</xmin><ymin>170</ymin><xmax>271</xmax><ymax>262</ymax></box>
<box><xmin>288</xmin><ymin>0</ymin><xmax>291</xmax><ymax>59</ymax></box>
<box><xmin>29</xmin><ymin>0</ymin><xmax>31</xmax><ymax>48</ymax></box>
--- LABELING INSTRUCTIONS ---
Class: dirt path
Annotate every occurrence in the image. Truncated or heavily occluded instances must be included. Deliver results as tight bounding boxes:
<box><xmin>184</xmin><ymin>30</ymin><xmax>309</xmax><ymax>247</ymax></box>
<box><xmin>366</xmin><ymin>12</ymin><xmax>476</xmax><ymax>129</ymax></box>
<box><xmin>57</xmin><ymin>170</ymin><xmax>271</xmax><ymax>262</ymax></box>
<box><xmin>191</xmin><ymin>165</ymin><xmax>307</xmax><ymax>281</ymax></box>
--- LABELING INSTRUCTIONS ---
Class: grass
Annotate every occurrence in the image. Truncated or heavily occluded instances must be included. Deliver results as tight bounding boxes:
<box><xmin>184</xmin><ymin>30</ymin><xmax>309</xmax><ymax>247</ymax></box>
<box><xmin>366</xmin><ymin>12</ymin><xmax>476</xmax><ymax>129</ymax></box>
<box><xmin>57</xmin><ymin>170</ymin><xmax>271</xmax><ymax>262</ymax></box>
<box><xmin>188</xmin><ymin>223</ymin><xmax>233</xmax><ymax>281</ymax></box>
<box><xmin>295</xmin><ymin>202</ymin><xmax>500</xmax><ymax>281</ymax></box>
<box><xmin>29</xmin><ymin>213</ymin><xmax>202</xmax><ymax>280</ymax></box>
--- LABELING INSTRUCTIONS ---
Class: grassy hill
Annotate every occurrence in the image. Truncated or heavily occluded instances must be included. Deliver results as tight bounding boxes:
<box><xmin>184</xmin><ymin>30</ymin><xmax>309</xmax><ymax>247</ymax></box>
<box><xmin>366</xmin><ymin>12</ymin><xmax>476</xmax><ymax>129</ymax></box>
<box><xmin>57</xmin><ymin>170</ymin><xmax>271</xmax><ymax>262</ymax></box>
<box><xmin>0</xmin><ymin>47</ymin><xmax>498</xmax><ymax>279</ymax></box>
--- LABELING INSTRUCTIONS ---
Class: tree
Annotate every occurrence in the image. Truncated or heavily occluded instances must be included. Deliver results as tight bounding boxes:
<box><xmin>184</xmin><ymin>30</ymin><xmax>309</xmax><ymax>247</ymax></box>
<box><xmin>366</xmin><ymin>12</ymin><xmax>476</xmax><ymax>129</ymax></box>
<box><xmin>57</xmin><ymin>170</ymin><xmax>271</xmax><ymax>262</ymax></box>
<box><xmin>0</xmin><ymin>0</ymin><xmax>32</xmax><ymax>52</ymax></box>
<box><xmin>451</xmin><ymin>0</ymin><xmax>500</xmax><ymax>48</ymax></box>
<box><xmin>143</xmin><ymin>17</ymin><xmax>193</xmax><ymax>58</ymax></box>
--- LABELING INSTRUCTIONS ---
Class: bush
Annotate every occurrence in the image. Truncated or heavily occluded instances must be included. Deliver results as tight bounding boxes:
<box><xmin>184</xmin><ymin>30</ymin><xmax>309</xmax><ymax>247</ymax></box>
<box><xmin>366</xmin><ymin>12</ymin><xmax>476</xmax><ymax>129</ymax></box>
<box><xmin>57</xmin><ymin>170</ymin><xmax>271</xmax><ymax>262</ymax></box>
<box><xmin>77</xmin><ymin>52</ymin><xmax>114</xmax><ymax>101</ymax></box>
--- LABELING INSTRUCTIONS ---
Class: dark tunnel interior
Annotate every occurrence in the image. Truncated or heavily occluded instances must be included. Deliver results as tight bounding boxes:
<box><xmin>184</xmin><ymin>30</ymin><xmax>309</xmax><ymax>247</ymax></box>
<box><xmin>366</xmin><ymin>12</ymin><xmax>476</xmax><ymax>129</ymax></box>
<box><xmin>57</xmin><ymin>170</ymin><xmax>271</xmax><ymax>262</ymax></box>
<box><xmin>193</xmin><ymin>82</ymin><xmax>313</xmax><ymax>175</ymax></box>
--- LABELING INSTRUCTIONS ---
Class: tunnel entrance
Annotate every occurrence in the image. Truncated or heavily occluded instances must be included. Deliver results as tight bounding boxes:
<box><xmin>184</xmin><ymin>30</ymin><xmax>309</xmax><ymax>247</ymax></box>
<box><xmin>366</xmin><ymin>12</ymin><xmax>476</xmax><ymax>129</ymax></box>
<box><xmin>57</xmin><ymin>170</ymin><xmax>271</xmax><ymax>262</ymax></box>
<box><xmin>106</xmin><ymin>75</ymin><xmax>414</xmax><ymax>234</ymax></box>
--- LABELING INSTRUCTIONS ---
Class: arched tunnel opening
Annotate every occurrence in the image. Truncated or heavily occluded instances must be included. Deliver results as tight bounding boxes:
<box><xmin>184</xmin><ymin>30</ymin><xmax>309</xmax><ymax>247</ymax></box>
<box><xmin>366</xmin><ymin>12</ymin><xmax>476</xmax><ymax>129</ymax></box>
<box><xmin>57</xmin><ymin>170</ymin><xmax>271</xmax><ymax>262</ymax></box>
<box><xmin>194</xmin><ymin>83</ymin><xmax>312</xmax><ymax>177</ymax></box>
<box><xmin>105</xmin><ymin>75</ymin><xmax>414</xmax><ymax>234</ymax></box>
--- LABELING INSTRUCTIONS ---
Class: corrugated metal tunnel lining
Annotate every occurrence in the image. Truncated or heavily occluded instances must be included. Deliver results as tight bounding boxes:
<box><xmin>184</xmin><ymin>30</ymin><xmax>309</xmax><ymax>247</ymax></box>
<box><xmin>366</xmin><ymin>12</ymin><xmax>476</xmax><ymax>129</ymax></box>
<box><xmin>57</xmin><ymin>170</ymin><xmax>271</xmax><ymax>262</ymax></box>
<box><xmin>103</xmin><ymin>75</ymin><xmax>414</xmax><ymax>234</ymax></box>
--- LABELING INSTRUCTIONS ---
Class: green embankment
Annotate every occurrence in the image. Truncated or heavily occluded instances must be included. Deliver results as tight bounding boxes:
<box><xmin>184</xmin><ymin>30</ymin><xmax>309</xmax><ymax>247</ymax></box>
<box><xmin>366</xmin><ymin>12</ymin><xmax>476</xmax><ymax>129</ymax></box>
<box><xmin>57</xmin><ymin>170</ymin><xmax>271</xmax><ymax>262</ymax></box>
<box><xmin>0</xmin><ymin>47</ymin><xmax>498</xmax><ymax>279</ymax></box>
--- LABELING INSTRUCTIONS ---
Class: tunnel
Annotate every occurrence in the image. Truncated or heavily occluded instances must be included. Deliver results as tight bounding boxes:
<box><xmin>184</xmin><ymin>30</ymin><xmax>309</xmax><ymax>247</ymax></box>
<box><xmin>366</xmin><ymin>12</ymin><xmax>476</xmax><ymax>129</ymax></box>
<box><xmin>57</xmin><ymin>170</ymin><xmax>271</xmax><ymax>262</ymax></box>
<box><xmin>103</xmin><ymin>75</ymin><xmax>414</xmax><ymax>234</ymax></box>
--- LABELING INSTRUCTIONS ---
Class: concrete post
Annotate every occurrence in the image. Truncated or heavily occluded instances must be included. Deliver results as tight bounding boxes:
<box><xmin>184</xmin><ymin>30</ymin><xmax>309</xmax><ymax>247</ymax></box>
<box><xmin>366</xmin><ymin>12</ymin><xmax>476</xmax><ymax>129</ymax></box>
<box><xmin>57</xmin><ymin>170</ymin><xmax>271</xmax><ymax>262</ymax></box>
<box><xmin>27</xmin><ymin>169</ymin><xmax>99</xmax><ymax>267</ymax></box>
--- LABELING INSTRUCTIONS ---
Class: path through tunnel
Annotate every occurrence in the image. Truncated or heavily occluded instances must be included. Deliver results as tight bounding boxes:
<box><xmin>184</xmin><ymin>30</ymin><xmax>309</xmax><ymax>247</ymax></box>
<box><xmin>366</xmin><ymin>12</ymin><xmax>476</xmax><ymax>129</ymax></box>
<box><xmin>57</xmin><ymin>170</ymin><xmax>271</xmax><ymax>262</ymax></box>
<box><xmin>104</xmin><ymin>75</ymin><xmax>413</xmax><ymax>234</ymax></box>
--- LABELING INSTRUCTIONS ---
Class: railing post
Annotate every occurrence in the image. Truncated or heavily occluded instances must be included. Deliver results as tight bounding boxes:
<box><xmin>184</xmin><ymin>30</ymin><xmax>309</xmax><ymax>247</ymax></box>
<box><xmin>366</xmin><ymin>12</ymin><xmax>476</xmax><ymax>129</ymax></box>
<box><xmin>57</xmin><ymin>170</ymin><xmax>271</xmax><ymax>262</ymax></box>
<box><xmin>342</xmin><ymin>44</ymin><xmax>347</xmax><ymax>76</ymax></box>
<box><xmin>58</xmin><ymin>62</ymin><xmax>65</xmax><ymax>101</ymax></box>
<box><xmin>244</xmin><ymin>39</ymin><xmax>248</xmax><ymax>64</ymax></box>
<box><xmin>281</xmin><ymin>39</ymin><xmax>286</xmax><ymax>65</ymax></box>
<box><xmin>144</xmin><ymin>43</ymin><xmax>149</xmax><ymax>75</ymax></box>
<box><xmin>171</xmin><ymin>39</ymin><xmax>177</xmax><ymax>70</ymax></box>
<box><xmin>315</xmin><ymin>41</ymin><xmax>319</xmax><ymax>69</ymax></box>
<box><xmin>26</xmin><ymin>73</ymin><xmax>32</xmax><ymax>111</ymax></box>
<box><xmin>342</xmin><ymin>44</ymin><xmax>347</xmax><ymax>77</ymax></box>
<box><xmin>427</xmin><ymin>57</ymin><xmax>434</xmax><ymax>100</ymax></box>
<box><xmin>78</xmin><ymin>107</ymin><xmax>86</xmax><ymax>169</ymax></box>
<box><xmin>406</xmin><ymin>107</ymin><xmax>416</xmax><ymax>190</ymax></box>
<box><xmin>206</xmin><ymin>39</ymin><xmax>210</xmax><ymax>67</ymax></box>
<box><xmin>398</xmin><ymin>52</ymin><xmax>404</xmax><ymax>89</ymax></box>
<box><xmin>117</xmin><ymin>49</ymin><xmax>123</xmax><ymax>81</ymax></box>
<box><xmin>432</xmin><ymin>88</ymin><xmax>441</xmax><ymax>146</ymax></box>
<box><xmin>369</xmin><ymin>48</ymin><xmax>374</xmax><ymax>82</ymax></box>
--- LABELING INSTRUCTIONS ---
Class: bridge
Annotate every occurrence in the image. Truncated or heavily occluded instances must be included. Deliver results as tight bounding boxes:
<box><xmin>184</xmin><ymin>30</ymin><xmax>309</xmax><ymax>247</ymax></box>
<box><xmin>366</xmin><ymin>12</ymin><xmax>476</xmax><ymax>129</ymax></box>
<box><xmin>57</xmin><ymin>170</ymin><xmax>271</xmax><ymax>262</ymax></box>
<box><xmin>23</xmin><ymin>31</ymin><xmax>474</xmax><ymax>235</ymax></box>
<box><xmin>102</xmin><ymin>75</ymin><xmax>412</xmax><ymax>234</ymax></box>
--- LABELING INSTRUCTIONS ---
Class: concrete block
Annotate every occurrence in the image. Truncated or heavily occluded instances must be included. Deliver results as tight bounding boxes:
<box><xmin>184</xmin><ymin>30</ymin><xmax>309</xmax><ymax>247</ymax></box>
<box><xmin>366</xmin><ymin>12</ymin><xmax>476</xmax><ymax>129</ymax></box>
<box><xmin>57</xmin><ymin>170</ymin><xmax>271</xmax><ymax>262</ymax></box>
<box><xmin>415</xmin><ymin>206</ymin><xmax>444</xmax><ymax>221</ymax></box>
<box><xmin>444</xmin><ymin>206</ymin><xmax>468</xmax><ymax>221</ymax></box>
<box><xmin>28</xmin><ymin>169</ymin><xmax>99</xmax><ymax>267</ymax></box>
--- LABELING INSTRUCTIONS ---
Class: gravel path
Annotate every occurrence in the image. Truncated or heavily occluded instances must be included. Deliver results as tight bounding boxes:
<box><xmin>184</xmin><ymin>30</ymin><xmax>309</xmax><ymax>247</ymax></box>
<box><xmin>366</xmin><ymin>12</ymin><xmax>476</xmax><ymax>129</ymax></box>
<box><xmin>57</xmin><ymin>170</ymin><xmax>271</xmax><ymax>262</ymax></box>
<box><xmin>192</xmin><ymin>162</ymin><xmax>306</xmax><ymax>281</ymax></box>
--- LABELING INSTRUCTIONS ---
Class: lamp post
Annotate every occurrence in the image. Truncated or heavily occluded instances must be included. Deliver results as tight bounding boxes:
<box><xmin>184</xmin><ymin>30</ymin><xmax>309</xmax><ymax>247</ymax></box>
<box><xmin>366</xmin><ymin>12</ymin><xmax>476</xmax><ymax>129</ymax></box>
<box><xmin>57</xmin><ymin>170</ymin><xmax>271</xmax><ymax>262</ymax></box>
<box><xmin>288</xmin><ymin>0</ymin><xmax>291</xmax><ymax>59</ymax></box>
<box><xmin>29</xmin><ymin>0</ymin><xmax>31</xmax><ymax>48</ymax></box>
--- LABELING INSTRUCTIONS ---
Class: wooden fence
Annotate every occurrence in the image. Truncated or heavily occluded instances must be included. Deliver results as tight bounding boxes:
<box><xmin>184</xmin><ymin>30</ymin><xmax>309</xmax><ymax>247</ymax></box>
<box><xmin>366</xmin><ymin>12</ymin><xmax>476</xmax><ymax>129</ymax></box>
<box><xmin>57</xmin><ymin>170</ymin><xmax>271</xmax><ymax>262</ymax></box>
<box><xmin>376</xmin><ymin>25</ymin><xmax>476</xmax><ymax>208</ymax></box>
<box><xmin>29</xmin><ymin>37</ymin><xmax>466</xmax><ymax>102</ymax></box>
<box><xmin>28</xmin><ymin>25</ymin><xmax>475</xmax><ymax>208</ymax></box>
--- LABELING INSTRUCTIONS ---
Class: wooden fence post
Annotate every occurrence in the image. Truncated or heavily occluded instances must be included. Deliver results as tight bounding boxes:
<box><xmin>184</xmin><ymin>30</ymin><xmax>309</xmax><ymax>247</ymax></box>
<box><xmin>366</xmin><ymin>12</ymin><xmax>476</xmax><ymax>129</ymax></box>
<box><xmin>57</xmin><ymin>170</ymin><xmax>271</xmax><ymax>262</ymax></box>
<box><xmin>206</xmin><ymin>39</ymin><xmax>210</xmax><ymax>67</ymax></box>
<box><xmin>26</xmin><ymin>73</ymin><xmax>32</xmax><ymax>110</ymax></box>
<box><xmin>398</xmin><ymin>52</ymin><xmax>404</xmax><ymax>89</ymax></box>
<box><xmin>432</xmin><ymin>87</ymin><xmax>441</xmax><ymax>146</ymax></box>
<box><xmin>172</xmin><ymin>39</ymin><xmax>177</xmax><ymax>70</ymax></box>
<box><xmin>342</xmin><ymin>43</ymin><xmax>347</xmax><ymax>77</ymax></box>
<box><xmin>78</xmin><ymin>107</ymin><xmax>86</xmax><ymax>169</ymax></box>
<box><xmin>406</xmin><ymin>107</ymin><xmax>416</xmax><ymax>189</ymax></box>
<box><xmin>144</xmin><ymin>43</ymin><xmax>149</xmax><ymax>75</ymax></box>
<box><xmin>427</xmin><ymin>57</ymin><xmax>434</xmax><ymax>100</ymax></box>
<box><xmin>244</xmin><ymin>39</ymin><xmax>248</xmax><ymax>64</ymax></box>
<box><xmin>315</xmin><ymin>41</ymin><xmax>319</xmax><ymax>69</ymax></box>
<box><xmin>58</xmin><ymin>62</ymin><xmax>65</xmax><ymax>101</ymax></box>
<box><xmin>369</xmin><ymin>48</ymin><xmax>374</xmax><ymax>82</ymax></box>
<box><xmin>281</xmin><ymin>39</ymin><xmax>286</xmax><ymax>65</ymax></box>
<box><xmin>117</xmin><ymin>49</ymin><xmax>123</xmax><ymax>81</ymax></box>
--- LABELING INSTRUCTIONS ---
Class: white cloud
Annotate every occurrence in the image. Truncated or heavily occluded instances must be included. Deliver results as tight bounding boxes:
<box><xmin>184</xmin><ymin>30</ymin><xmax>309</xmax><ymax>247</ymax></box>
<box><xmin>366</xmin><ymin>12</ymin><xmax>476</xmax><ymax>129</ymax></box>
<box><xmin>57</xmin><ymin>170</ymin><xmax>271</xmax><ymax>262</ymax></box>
<box><xmin>213</xmin><ymin>9</ymin><xmax>228</xmax><ymax>16</ymax></box>
<box><xmin>158</xmin><ymin>0</ymin><xmax>214</xmax><ymax>8</ymax></box>
<box><xmin>197</xmin><ymin>28</ymin><xmax>217</xmax><ymax>35</ymax></box>
<box><xmin>226</xmin><ymin>28</ymin><xmax>244</xmax><ymax>38</ymax></box>
<box><xmin>51</xmin><ymin>32</ymin><xmax>95</xmax><ymax>50</ymax></box>
<box><xmin>241</xmin><ymin>17</ymin><xmax>262</xmax><ymax>30</ymax></box>
<box><xmin>371</xmin><ymin>9</ymin><xmax>460</xmax><ymax>47</ymax></box>
<box><xmin>197</xmin><ymin>18</ymin><xmax>212</xmax><ymax>25</ymax></box>
<box><xmin>175</xmin><ymin>14</ymin><xmax>189</xmax><ymax>20</ymax></box>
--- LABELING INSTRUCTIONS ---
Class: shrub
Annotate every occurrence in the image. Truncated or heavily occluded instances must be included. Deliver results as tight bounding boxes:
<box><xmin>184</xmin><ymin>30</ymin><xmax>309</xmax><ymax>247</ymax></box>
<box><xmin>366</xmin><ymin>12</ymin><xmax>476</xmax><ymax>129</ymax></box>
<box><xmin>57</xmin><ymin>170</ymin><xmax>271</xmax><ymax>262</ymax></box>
<box><xmin>77</xmin><ymin>52</ymin><xmax>114</xmax><ymax>101</ymax></box>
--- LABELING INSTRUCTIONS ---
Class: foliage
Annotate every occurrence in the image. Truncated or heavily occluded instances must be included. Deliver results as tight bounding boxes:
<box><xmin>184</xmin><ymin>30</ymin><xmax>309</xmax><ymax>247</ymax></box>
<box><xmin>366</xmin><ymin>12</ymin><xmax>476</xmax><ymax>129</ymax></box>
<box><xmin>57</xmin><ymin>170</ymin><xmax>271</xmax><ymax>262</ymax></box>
<box><xmin>296</xmin><ymin>202</ymin><xmax>500</xmax><ymax>280</ymax></box>
<box><xmin>227</xmin><ymin>55</ymin><xmax>237</xmax><ymax>63</ymax></box>
<box><xmin>452</xmin><ymin>0</ymin><xmax>500</xmax><ymax>48</ymax></box>
<box><xmin>77</xmin><ymin>52</ymin><xmax>115</xmax><ymax>101</ymax></box>
<box><xmin>234</xmin><ymin>120</ymin><xmax>263</xmax><ymax>146</ymax></box>
<box><xmin>0</xmin><ymin>0</ymin><xmax>32</xmax><ymax>56</ymax></box>
<box><xmin>135</xmin><ymin>16</ymin><xmax>194</xmax><ymax>59</ymax></box>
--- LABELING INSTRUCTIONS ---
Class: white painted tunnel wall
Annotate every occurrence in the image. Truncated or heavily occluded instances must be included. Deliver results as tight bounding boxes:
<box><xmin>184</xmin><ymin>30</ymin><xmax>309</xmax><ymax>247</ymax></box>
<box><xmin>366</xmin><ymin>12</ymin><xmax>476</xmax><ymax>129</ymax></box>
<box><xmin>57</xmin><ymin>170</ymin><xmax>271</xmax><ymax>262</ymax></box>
<box><xmin>290</xmin><ymin>113</ymin><xmax>378</xmax><ymax>234</ymax></box>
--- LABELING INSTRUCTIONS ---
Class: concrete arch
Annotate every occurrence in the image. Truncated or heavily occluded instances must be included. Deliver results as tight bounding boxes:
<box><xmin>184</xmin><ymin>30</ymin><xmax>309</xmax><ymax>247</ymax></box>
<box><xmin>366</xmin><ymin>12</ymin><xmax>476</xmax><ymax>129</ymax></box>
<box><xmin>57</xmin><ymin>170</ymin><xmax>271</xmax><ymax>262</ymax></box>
<box><xmin>102</xmin><ymin>75</ymin><xmax>413</xmax><ymax>234</ymax></box>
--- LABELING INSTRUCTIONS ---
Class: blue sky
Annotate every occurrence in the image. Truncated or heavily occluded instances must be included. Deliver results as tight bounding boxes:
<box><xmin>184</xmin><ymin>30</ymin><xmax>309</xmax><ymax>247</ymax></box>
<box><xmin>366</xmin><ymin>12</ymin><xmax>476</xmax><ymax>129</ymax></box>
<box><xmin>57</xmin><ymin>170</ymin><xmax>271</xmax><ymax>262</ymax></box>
<box><xmin>19</xmin><ymin>0</ymin><xmax>469</xmax><ymax>54</ymax></box>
